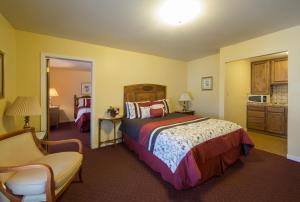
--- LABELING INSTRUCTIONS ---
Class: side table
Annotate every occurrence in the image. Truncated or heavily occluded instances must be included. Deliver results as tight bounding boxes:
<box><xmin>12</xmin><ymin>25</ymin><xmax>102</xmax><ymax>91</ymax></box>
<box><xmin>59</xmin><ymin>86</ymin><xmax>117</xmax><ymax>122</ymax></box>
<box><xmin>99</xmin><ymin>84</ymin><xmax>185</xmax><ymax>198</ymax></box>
<box><xmin>98</xmin><ymin>116</ymin><xmax>123</xmax><ymax>147</ymax></box>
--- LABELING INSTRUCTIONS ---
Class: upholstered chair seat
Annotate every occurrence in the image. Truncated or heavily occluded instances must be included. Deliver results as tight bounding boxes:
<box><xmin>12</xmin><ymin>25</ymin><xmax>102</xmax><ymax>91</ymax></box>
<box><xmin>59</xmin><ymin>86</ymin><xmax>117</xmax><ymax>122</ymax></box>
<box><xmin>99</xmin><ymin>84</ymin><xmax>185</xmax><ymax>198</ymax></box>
<box><xmin>0</xmin><ymin>128</ymin><xmax>83</xmax><ymax>202</ymax></box>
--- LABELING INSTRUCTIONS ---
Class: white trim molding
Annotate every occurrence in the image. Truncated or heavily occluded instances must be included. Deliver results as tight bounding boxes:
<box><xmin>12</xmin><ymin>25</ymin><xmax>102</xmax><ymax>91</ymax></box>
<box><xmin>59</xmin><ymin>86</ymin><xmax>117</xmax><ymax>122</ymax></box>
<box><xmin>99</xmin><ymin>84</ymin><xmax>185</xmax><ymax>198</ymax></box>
<box><xmin>41</xmin><ymin>52</ymin><xmax>96</xmax><ymax>149</ymax></box>
<box><xmin>287</xmin><ymin>154</ymin><xmax>300</xmax><ymax>163</ymax></box>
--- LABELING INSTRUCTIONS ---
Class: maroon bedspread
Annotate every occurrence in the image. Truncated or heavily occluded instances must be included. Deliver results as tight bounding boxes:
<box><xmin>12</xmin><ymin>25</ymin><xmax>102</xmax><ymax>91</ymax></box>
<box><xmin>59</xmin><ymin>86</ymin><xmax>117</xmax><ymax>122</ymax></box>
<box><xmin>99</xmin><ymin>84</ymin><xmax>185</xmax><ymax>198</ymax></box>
<box><xmin>139</xmin><ymin>115</ymin><xmax>202</xmax><ymax>146</ymax></box>
<box><xmin>122</xmin><ymin>114</ymin><xmax>254</xmax><ymax>189</ymax></box>
<box><xmin>75</xmin><ymin>112</ymin><xmax>90</xmax><ymax>132</ymax></box>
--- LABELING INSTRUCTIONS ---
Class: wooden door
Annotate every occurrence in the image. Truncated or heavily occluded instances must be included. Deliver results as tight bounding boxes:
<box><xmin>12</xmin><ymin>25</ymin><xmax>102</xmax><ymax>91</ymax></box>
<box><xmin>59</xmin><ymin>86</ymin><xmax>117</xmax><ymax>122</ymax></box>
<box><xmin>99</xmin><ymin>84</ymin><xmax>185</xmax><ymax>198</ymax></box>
<box><xmin>266</xmin><ymin>107</ymin><xmax>285</xmax><ymax>135</ymax></box>
<box><xmin>251</xmin><ymin>61</ymin><xmax>270</xmax><ymax>94</ymax></box>
<box><xmin>271</xmin><ymin>58</ymin><xmax>288</xmax><ymax>84</ymax></box>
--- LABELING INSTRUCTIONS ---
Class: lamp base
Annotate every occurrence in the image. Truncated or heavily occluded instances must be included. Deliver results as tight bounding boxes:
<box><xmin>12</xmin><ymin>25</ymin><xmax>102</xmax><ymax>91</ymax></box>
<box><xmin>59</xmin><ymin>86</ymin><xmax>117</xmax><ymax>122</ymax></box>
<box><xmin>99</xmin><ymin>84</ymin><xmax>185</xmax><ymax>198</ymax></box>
<box><xmin>23</xmin><ymin>116</ymin><xmax>31</xmax><ymax>129</ymax></box>
<box><xmin>182</xmin><ymin>101</ymin><xmax>189</xmax><ymax>112</ymax></box>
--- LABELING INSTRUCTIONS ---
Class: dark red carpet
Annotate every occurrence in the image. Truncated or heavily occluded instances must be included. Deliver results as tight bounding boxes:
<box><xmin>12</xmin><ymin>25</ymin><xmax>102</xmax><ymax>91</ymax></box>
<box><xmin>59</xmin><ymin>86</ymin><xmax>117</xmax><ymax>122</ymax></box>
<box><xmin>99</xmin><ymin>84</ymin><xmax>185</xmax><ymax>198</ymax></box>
<box><xmin>49</xmin><ymin>123</ymin><xmax>300</xmax><ymax>202</ymax></box>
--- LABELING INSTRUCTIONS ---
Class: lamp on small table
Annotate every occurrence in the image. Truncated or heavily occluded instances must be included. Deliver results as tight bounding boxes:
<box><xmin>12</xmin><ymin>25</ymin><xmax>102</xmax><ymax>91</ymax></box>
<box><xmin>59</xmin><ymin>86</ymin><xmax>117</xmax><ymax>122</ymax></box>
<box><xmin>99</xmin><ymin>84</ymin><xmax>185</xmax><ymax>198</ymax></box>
<box><xmin>179</xmin><ymin>93</ymin><xmax>192</xmax><ymax>111</ymax></box>
<box><xmin>49</xmin><ymin>88</ymin><xmax>59</xmax><ymax>106</ymax></box>
<box><xmin>6</xmin><ymin>96</ymin><xmax>42</xmax><ymax>129</ymax></box>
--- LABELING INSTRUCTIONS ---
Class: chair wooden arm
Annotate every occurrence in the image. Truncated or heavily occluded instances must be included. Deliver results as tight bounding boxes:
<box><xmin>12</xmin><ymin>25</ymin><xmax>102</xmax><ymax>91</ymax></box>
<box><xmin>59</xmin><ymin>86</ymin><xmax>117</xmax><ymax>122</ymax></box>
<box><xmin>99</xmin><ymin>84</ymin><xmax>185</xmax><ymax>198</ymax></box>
<box><xmin>40</xmin><ymin>139</ymin><xmax>83</xmax><ymax>154</ymax></box>
<box><xmin>0</xmin><ymin>163</ymin><xmax>55</xmax><ymax>202</ymax></box>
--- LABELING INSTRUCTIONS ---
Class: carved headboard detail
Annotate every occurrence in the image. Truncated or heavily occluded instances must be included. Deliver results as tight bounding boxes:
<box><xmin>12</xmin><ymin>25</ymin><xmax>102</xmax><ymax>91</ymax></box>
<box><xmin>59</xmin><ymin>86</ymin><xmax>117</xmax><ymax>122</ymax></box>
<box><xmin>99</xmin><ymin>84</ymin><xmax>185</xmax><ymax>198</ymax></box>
<box><xmin>124</xmin><ymin>84</ymin><xmax>166</xmax><ymax>103</ymax></box>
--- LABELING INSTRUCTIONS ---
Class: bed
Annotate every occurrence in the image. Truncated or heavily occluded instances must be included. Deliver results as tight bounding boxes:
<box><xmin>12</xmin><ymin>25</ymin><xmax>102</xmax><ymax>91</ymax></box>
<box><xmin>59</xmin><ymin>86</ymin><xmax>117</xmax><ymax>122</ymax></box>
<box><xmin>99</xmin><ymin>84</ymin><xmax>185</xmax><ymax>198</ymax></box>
<box><xmin>120</xmin><ymin>84</ymin><xmax>254</xmax><ymax>190</ymax></box>
<box><xmin>74</xmin><ymin>95</ymin><xmax>91</xmax><ymax>132</ymax></box>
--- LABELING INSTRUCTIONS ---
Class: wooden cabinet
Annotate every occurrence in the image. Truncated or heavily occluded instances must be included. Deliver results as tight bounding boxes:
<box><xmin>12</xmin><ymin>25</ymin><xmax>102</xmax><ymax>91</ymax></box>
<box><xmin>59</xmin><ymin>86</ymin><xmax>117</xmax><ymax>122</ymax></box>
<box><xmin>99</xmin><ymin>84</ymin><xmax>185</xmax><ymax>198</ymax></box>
<box><xmin>251</xmin><ymin>61</ymin><xmax>270</xmax><ymax>94</ymax></box>
<box><xmin>266</xmin><ymin>107</ymin><xmax>286</xmax><ymax>135</ymax></box>
<box><xmin>247</xmin><ymin>104</ymin><xmax>287</xmax><ymax>136</ymax></box>
<box><xmin>271</xmin><ymin>58</ymin><xmax>288</xmax><ymax>84</ymax></box>
<box><xmin>49</xmin><ymin>105</ymin><xmax>60</xmax><ymax>128</ymax></box>
<box><xmin>247</xmin><ymin>105</ymin><xmax>266</xmax><ymax>130</ymax></box>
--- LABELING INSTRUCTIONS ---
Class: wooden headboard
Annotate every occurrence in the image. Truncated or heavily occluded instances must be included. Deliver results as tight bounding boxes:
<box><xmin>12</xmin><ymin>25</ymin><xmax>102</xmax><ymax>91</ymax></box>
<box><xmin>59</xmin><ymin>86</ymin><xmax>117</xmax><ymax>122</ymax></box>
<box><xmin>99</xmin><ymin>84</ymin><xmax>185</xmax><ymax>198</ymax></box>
<box><xmin>74</xmin><ymin>95</ymin><xmax>91</xmax><ymax>118</ymax></box>
<box><xmin>124</xmin><ymin>84</ymin><xmax>166</xmax><ymax>103</ymax></box>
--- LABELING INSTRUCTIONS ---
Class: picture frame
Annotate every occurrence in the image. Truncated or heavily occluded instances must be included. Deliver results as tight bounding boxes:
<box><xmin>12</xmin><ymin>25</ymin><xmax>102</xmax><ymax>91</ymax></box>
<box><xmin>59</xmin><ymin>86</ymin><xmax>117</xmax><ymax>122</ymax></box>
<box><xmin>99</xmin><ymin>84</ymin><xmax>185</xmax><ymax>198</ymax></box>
<box><xmin>81</xmin><ymin>82</ymin><xmax>92</xmax><ymax>95</ymax></box>
<box><xmin>201</xmin><ymin>76</ymin><xmax>213</xmax><ymax>90</ymax></box>
<box><xmin>0</xmin><ymin>51</ymin><xmax>4</xmax><ymax>98</ymax></box>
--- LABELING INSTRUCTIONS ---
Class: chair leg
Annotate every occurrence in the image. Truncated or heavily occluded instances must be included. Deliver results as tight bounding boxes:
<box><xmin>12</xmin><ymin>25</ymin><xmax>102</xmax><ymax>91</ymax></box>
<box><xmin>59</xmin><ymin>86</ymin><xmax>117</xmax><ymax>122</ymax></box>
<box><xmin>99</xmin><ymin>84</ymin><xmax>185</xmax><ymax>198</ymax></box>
<box><xmin>78</xmin><ymin>166</ymin><xmax>83</xmax><ymax>182</ymax></box>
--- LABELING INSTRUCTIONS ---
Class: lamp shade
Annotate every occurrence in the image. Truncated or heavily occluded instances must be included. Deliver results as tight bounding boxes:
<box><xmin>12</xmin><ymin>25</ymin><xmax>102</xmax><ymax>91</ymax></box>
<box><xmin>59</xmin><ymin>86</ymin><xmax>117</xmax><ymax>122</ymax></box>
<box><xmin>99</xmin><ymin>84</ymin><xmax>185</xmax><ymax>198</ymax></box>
<box><xmin>49</xmin><ymin>88</ymin><xmax>59</xmax><ymax>97</ymax></box>
<box><xmin>6</xmin><ymin>96</ymin><xmax>42</xmax><ymax>116</ymax></box>
<box><xmin>179</xmin><ymin>93</ymin><xmax>192</xmax><ymax>101</ymax></box>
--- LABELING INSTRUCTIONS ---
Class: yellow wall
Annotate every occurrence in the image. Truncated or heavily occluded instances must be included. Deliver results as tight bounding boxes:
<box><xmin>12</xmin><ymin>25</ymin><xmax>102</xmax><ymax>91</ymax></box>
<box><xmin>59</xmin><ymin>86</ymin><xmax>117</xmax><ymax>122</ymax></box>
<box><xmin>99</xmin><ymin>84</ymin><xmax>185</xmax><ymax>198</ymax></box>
<box><xmin>2</xmin><ymin>12</ymin><xmax>300</xmax><ymax>161</ymax></box>
<box><xmin>0</xmin><ymin>14</ymin><xmax>17</xmax><ymax>134</ymax></box>
<box><xmin>15</xmin><ymin>30</ymin><xmax>186</xmax><ymax>148</ymax></box>
<box><xmin>187</xmin><ymin>54</ymin><xmax>219</xmax><ymax>118</ymax></box>
<box><xmin>224</xmin><ymin>60</ymin><xmax>250</xmax><ymax>128</ymax></box>
<box><xmin>49</xmin><ymin>68</ymin><xmax>92</xmax><ymax>123</ymax></box>
<box><xmin>219</xmin><ymin>25</ymin><xmax>300</xmax><ymax>160</ymax></box>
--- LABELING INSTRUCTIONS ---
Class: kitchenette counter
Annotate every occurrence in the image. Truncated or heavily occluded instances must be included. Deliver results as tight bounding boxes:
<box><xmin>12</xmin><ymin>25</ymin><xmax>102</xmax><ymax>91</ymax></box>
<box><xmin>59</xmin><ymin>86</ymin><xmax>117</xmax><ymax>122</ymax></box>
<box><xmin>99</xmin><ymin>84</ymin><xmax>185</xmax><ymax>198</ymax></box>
<box><xmin>247</xmin><ymin>102</ymin><xmax>288</xmax><ymax>108</ymax></box>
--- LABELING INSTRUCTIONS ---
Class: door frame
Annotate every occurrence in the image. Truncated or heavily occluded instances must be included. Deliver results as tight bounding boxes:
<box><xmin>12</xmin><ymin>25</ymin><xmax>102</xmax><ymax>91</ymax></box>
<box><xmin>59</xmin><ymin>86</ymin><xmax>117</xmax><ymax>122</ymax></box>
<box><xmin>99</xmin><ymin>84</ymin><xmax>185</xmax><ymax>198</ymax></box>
<box><xmin>41</xmin><ymin>53</ymin><xmax>96</xmax><ymax>148</ymax></box>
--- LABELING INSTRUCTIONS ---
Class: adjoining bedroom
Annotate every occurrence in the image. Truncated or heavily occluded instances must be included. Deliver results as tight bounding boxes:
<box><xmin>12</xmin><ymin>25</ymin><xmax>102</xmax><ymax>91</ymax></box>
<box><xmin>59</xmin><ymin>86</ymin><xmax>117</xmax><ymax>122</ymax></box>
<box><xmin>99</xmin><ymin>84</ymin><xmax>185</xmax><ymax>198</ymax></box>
<box><xmin>48</xmin><ymin>58</ymin><xmax>92</xmax><ymax>148</ymax></box>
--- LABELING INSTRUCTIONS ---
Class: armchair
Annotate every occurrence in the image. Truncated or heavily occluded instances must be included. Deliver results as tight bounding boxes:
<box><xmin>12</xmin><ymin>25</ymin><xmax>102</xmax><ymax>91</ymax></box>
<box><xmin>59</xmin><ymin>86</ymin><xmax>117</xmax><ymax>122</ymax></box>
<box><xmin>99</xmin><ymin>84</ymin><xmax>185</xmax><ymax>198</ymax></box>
<box><xmin>0</xmin><ymin>128</ymin><xmax>83</xmax><ymax>202</ymax></box>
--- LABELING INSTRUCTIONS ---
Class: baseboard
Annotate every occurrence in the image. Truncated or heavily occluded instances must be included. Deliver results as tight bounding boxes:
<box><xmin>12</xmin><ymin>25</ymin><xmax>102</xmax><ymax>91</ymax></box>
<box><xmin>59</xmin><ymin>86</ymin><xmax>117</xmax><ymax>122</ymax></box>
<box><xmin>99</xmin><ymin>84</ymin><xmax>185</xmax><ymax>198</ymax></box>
<box><xmin>59</xmin><ymin>121</ymin><xmax>75</xmax><ymax>124</ymax></box>
<box><xmin>287</xmin><ymin>154</ymin><xmax>300</xmax><ymax>163</ymax></box>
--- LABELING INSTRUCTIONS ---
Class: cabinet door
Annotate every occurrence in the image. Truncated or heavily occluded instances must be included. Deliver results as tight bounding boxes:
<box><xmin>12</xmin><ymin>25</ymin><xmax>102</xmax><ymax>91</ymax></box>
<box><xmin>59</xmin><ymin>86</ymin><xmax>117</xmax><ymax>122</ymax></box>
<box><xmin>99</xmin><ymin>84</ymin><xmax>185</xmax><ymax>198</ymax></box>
<box><xmin>247</xmin><ymin>106</ymin><xmax>266</xmax><ymax>131</ymax></box>
<box><xmin>271</xmin><ymin>58</ymin><xmax>288</xmax><ymax>84</ymax></box>
<box><xmin>266</xmin><ymin>111</ymin><xmax>285</xmax><ymax>134</ymax></box>
<box><xmin>251</xmin><ymin>61</ymin><xmax>270</xmax><ymax>94</ymax></box>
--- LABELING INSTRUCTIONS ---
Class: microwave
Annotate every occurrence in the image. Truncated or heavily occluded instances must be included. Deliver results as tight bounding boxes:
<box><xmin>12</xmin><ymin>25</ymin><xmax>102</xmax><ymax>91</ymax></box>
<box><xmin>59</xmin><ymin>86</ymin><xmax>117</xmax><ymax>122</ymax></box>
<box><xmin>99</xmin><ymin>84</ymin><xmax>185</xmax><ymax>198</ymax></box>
<box><xmin>247</xmin><ymin>95</ymin><xmax>270</xmax><ymax>103</ymax></box>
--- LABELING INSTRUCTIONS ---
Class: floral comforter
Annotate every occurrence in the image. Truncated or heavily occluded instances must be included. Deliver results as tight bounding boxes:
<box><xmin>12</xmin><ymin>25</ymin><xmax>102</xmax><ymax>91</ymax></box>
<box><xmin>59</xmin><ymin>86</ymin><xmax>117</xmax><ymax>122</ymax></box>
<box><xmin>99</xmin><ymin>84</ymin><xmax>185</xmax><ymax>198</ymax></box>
<box><xmin>121</xmin><ymin>113</ymin><xmax>253</xmax><ymax>175</ymax></box>
<box><xmin>141</xmin><ymin>117</ymin><xmax>242</xmax><ymax>173</ymax></box>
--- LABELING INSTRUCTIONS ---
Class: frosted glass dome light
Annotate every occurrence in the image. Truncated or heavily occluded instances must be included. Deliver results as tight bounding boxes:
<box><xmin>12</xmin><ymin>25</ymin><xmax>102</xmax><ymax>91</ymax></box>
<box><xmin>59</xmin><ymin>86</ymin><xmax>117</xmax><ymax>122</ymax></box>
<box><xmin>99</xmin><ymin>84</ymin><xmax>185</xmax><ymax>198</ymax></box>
<box><xmin>159</xmin><ymin>0</ymin><xmax>202</xmax><ymax>25</ymax></box>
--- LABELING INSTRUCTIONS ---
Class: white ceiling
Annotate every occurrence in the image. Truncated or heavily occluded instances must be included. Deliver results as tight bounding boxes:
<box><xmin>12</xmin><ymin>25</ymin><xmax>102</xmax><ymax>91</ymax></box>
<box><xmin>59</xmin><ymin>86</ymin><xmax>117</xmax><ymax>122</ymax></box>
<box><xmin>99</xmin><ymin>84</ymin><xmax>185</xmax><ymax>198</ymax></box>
<box><xmin>1</xmin><ymin>0</ymin><xmax>300</xmax><ymax>61</ymax></box>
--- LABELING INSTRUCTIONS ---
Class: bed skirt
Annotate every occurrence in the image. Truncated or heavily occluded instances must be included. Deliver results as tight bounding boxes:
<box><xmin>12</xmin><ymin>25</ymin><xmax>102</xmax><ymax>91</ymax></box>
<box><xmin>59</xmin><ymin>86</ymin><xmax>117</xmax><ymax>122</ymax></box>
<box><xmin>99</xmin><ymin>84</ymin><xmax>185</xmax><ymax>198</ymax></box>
<box><xmin>123</xmin><ymin>129</ymin><xmax>250</xmax><ymax>190</ymax></box>
<box><xmin>75</xmin><ymin>112</ymin><xmax>91</xmax><ymax>132</ymax></box>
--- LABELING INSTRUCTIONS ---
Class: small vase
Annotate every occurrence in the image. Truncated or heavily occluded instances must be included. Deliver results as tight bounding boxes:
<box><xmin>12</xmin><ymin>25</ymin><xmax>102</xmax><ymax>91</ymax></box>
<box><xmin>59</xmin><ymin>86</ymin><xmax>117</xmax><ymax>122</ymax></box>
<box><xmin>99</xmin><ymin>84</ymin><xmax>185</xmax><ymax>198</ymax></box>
<box><xmin>110</xmin><ymin>111</ymin><xmax>117</xmax><ymax>117</ymax></box>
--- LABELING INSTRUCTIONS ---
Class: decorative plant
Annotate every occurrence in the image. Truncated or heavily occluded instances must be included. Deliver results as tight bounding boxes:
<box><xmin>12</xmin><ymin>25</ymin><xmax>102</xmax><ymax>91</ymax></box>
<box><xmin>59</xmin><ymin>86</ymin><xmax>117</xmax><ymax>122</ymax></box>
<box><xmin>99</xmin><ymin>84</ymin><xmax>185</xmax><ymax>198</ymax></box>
<box><xmin>106</xmin><ymin>106</ymin><xmax>119</xmax><ymax>117</ymax></box>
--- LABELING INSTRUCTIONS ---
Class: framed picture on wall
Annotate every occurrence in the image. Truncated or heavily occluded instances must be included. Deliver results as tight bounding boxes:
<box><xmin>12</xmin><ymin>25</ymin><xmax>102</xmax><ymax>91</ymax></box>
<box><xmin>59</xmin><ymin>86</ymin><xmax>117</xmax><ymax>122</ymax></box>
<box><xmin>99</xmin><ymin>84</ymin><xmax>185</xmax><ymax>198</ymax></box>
<box><xmin>0</xmin><ymin>51</ymin><xmax>4</xmax><ymax>98</ymax></box>
<box><xmin>81</xmin><ymin>82</ymin><xmax>92</xmax><ymax>95</ymax></box>
<box><xmin>201</xmin><ymin>76</ymin><xmax>213</xmax><ymax>90</ymax></box>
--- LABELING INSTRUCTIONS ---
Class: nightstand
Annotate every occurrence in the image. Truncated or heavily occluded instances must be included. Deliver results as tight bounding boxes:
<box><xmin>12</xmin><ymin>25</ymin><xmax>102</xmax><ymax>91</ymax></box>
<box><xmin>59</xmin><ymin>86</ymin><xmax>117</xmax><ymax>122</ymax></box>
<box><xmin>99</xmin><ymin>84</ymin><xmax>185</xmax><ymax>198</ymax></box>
<box><xmin>98</xmin><ymin>116</ymin><xmax>123</xmax><ymax>147</ymax></box>
<box><xmin>49</xmin><ymin>105</ymin><xmax>60</xmax><ymax>128</ymax></box>
<box><xmin>175</xmin><ymin>110</ymin><xmax>195</xmax><ymax>115</ymax></box>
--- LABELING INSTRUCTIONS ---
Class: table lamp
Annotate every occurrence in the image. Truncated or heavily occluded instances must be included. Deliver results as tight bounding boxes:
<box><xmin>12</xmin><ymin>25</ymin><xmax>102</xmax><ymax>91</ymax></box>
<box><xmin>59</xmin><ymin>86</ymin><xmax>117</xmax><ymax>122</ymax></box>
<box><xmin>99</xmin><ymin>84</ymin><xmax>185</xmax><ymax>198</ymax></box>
<box><xmin>49</xmin><ymin>88</ymin><xmax>59</xmax><ymax>106</ymax></box>
<box><xmin>179</xmin><ymin>93</ymin><xmax>192</xmax><ymax>111</ymax></box>
<box><xmin>6</xmin><ymin>96</ymin><xmax>42</xmax><ymax>129</ymax></box>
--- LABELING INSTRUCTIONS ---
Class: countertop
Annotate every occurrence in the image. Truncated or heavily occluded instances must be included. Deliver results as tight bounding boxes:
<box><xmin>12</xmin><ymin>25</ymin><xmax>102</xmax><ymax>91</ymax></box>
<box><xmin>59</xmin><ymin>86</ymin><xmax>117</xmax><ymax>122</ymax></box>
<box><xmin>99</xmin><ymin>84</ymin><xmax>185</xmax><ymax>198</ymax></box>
<box><xmin>247</xmin><ymin>102</ymin><xmax>288</xmax><ymax>107</ymax></box>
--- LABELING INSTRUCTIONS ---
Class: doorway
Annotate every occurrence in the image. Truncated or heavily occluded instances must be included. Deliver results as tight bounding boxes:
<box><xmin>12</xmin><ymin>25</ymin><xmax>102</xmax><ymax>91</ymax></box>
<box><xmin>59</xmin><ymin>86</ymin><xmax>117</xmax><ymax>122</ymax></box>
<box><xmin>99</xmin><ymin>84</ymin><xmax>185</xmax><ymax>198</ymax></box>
<box><xmin>224</xmin><ymin>52</ymin><xmax>288</xmax><ymax>156</ymax></box>
<box><xmin>41</xmin><ymin>54</ymin><xmax>95</xmax><ymax>149</ymax></box>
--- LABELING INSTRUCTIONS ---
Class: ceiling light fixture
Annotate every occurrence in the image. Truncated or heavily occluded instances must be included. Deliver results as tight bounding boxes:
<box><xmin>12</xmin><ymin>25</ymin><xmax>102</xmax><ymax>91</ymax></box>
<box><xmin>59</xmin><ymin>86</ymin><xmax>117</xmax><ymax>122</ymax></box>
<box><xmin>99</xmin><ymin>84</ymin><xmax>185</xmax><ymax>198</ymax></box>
<box><xmin>159</xmin><ymin>0</ymin><xmax>202</xmax><ymax>26</ymax></box>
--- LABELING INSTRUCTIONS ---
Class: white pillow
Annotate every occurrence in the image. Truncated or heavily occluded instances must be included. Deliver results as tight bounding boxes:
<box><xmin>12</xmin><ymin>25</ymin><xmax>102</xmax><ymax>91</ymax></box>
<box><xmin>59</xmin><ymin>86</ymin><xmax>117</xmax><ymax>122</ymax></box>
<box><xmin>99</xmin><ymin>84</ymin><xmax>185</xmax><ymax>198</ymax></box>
<box><xmin>78</xmin><ymin>98</ymin><xmax>84</xmax><ymax>108</ymax></box>
<box><xmin>125</xmin><ymin>102</ymin><xmax>137</xmax><ymax>119</ymax></box>
<box><xmin>125</xmin><ymin>101</ymin><xmax>151</xmax><ymax>119</ymax></box>
<box><xmin>166</xmin><ymin>98</ymin><xmax>175</xmax><ymax>113</ymax></box>
<box><xmin>135</xmin><ymin>101</ymin><xmax>150</xmax><ymax>118</ymax></box>
<box><xmin>140</xmin><ymin>106</ymin><xmax>151</xmax><ymax>119</ymax></box>
<box><xmin>165</xmin><ymin>98</ymin><xmax>174</xmax><ymax>113</ymax></box>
